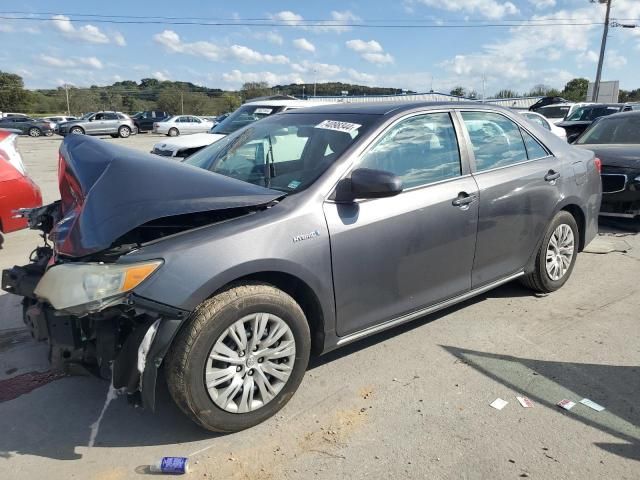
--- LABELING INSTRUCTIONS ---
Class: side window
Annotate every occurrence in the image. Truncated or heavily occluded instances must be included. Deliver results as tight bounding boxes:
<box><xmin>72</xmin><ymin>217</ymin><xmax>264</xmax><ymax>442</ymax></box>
<box><xmin>359</xmin><ymin>112</ymin><xmax>461</xmax><ymax>189</ymax></box>
<box><xmin>94</xmin><ymin>113</ymin><xmax>104</xmax><ymax>121</ymax></box>
<box><xmin>176</xmin><ymin>117</ymin><xmax>185</xmax><ymax>123</ymax></box>
<box><xmin>103</xmin><ymin>113</ymin><xmax>118</xmax><ymax>120</ymax></box>
<box><xmin>521</xmin><ymin>130</ymin><xmax>549</xmax><ymax>160</ymax></box>
<box><xmin>192</xmin><ymin>117</ymin><xmax>201</xmax><ymax>123</ymax></box>
<box><xmin>461</xmin><ymin>112</ymin><xmax>528</xmax><ymax>171</ymax></box>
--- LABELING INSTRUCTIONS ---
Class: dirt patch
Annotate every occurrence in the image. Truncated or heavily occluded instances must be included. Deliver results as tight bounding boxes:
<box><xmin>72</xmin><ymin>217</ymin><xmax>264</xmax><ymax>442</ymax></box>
<box><xmin>0</xmin><ymin>370</ymin><xmax>65</xmax><ymax>403</ymax></box>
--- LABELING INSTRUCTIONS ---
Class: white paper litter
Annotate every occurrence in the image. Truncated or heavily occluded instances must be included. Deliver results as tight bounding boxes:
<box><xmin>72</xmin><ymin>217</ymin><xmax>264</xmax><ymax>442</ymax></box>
<box><xmin>516</xmin><ymin>396</ymin><xmax>534</xmax><ymax>408</ymax></box>
<box><xmin>557</xmin><ymin>399</ymin><xmax>576</xmax><ymax>410</ymax></box>
<box><xmin>490</xmin><ymin>398</ymin><xmax>509</xmax><ymax>410</ymax></box>
<box><xmin>580</xmin><ymin>398</ymin><xmax>605</xmax><ymax>412</ymax></box>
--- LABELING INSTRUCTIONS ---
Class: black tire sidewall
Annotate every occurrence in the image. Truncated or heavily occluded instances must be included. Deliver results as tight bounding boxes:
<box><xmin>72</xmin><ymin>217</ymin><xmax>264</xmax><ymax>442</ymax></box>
<box><xmin>176</xmin><ymin>290</ymin><xmax>310</xmax><ymax>432</ymax></box>
<box><xmin>29</xmin><ymin>128</ymin><xmax>40</xmax><ymax>137</ymax></box>
<box><xmin>536</xmin><ymin>211</ymin><xmax>579</xmax><ymax>291</ymax></box>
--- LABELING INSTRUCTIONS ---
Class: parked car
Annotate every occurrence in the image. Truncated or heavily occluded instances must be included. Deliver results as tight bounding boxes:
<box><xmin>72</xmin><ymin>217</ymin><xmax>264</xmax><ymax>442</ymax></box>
<box><xmin>535</xmin><ymin>103</ymin><xmax>574</xmax><ymax>124</ymax></box>
<box><xmin>152</xmin><ymin>115</ymin><xmax>214</xmax><ymax>136</ymax></box>
<box><xmin>0</xmin><ymin>129</ymin><xmax>42</xmax><ymax>248</ymax></box>
<box><xmin>573</xmin><ymin>111</ymin><xmax>640</xmax><ymax>219</ymax></box>
<box><xmin>212</xmin><ymin>112</ymin><xmax>230</xmax><ymax>127</ymax></box>
<box><xmin>56</xmin><ymin>111</ymin><xmax>137</xmax><ymax>138</ymax></box>
<box><xmin>0</xmin><ymin>116</ymin><xmax>54</xmax><ymax>137</ymax></box>
<box><xmin>529</xmin><ymin>96</ymin><xmax>570</xmax><ymax>112</ymax></box>
<box><xmin>519</xmin><ymin>111</ymin><xmax>567</xmax><ymax>140</ymax></box>
<box><xmin>42</xmin><ymin>116</ymin><xmax>77</xmax><ymax>128</ymax></box>
<box><xmin>132</xmin><ymin>111</ymin><xmax>171</xmax><ymax>133</ymax></box>
<box><xmin>151</xmin><ymin>100</ymin><xmax>334</xmax><ymax>158</ymax></box>
<box><xmin>558</xmin><ymin>104</ymin><xmax>625</xmax><ymax>140</ymax></box>
<box><xmin>2</xmin><ymin>102</ymin><xmax>601</xmax><ymax>432</ymax></box>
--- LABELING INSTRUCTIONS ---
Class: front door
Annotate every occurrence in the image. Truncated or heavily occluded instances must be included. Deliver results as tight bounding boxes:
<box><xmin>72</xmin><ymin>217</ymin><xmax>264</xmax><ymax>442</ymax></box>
<box><xmin>458</xmin><ymin>110</ymin><xmax>563</xmax><ymax>287</ymax></box>
<box><xmin>324</xmin><ymin>112</ymin><xmax>479</xmax><ymax>337</ymax></box>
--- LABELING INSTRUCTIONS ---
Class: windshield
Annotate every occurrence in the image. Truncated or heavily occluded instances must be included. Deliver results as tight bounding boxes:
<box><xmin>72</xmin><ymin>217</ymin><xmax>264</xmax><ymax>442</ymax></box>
<box><xmin>211</xmin><ymin>104</ymin><xmax>282</xmax><ymax>135</ymax></box>
<box><xmin>80</xmin><ymin>112</ymin><xmax>94</xmax><ymax>120</ymax></box>
<box><xmin>185</xmin><ymin>113</ymin><xmax>374</xmax><ymax>193</ymax></box>
<box><xmin>576</xmin><ymin>116</ymin><xmax>640</xmax><ymax>145</ymax></box>
<box><xmin>537</xmin><ymin>106</ymin><xmax>570</xmax><ymax>119</ymax></box>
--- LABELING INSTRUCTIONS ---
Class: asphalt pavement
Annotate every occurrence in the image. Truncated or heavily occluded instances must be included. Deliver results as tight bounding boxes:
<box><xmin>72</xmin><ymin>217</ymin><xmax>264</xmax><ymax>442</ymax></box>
<box><xmin>0</xmin><ymin>134</ymin><xmax>638</xmax><ymax>480</ymax></box>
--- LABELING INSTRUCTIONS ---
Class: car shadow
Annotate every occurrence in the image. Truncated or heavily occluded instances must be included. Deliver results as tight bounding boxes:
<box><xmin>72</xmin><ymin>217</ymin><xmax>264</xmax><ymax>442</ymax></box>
<box><xmin>439</xmin><ymin>345</ymin><xmax>640</xmax><ymax>462</ymax></box>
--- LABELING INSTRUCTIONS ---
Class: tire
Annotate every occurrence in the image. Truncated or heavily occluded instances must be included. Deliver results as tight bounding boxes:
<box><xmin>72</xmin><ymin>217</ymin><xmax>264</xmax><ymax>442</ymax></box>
<box><xmin>110</xmin><ymin>134</ymin><xmax>118</xmax><ymax>138</ymax></box>
<box><xmin>168</xmin><ymin>127</ymin><xmax>179</xmax><ymax>137</ymax></box>
<box><xmin>70</xmin><ymin>127</ymin><xmax>84</xmax><ymax>135</ymax></box>
<box><xmin>28</xmin><ymin>127</ymin><xmax>42</xmax><ymax>137</ymax></box>
<box><xmin>118</xmin><ymin>126</ymin><xmax>131</xmax><ymax>138</ymax></box>
<box><xmin>165</xmin><ymin>283</ymin><xmax>311</xmax><ymax>433</ymax></box>
<box><xmin>521</xmin><ymin>211</ymin><xmax>579</xmax><ymax>293</ymax></box>
<box><xmin>45</xmin><ymin>131</ymin><xmax>53</xmax><ymax>137</ymax></box>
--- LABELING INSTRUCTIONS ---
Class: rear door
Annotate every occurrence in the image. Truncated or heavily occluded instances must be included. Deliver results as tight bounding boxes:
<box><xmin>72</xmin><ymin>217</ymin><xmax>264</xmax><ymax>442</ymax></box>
<box><xmin>324</xmin><ymin>111</ymin><xmax>479</xmax><ymax>336</ymax></box>
<box><xmin>101</xmin><ymin>113</ymin><xmax>119</xmax><ymax>134</ymax></box>
<box><xmin>458</xmin><ymin>110</ymin><xmax>562</xmax><ymax>287</ymax></box>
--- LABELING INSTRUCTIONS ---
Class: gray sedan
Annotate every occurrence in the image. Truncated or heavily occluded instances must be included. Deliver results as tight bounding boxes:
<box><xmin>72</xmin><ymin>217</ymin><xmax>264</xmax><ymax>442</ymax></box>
<box><xmin>3</xmin><ymin>102</ymin><xmax>601</xmax><ymax>433</ymax></box>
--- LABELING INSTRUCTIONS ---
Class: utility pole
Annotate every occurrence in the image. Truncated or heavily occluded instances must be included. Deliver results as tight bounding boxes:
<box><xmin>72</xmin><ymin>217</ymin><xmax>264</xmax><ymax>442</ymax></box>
<box><xmin>592</xmin><ymin>0</ymin><xmax>612</xmax><ymax>102</ymax></box>
<box><xmin>64</xmin><ymin>84</ymin><xmax>70</xmax><ymax>115</ymax></box>
<box><xmin>180</xmin><ymin>91</ymin><xmax>184</xmax><ymax>114</ymax></box>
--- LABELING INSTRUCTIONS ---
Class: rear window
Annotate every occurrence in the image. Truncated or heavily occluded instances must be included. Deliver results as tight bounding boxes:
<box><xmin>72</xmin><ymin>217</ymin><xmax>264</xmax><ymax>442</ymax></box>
<box><xmin>212</xmin><ymin>105</ymin><xmax>283</xmax><ymax>135</ymax></box>
<box><xmin>537</xmin><ymin>106</ymin><xmax>570</xmax><ymax>119</ymax></box>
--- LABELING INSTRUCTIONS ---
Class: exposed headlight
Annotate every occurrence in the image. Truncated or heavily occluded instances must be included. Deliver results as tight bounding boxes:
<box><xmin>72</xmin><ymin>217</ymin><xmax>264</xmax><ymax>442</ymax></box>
<box><xmin>34</xmin><ymin>260</ymin><xmax>162</xmax><ymax>312</ymax></box>
<box><xmin>634</xmin><ymin>175</ymin><xmax>640</xmax><ymax>183</ymax></box>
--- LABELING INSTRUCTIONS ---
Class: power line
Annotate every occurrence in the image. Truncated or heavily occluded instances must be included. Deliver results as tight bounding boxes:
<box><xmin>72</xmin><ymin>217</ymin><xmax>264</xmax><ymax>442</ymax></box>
<box><xmin>1</xmin><ymin>10</ymin><xmax>638</xmax><ymax>23</ymax></box>
<box><xmin>0</xmin><ymin>15</ymin><xmax>622</xmax><ymax>28</ymax></box>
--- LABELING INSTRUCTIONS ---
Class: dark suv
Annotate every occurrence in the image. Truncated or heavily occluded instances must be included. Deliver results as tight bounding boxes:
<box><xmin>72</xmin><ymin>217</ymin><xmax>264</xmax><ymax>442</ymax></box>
<box><xmin>132</xmin><ymin>110</ymin><xmax>171</xmax><ymax>132</ymax></box>
<box><xmin>3</xmin><ymin>102</ymin><xmax>601</xmax><ymax>432</ymax></box>
<box><xmin>529</xmin><ymin>96</ymin><xmax>569</xmax><ymax>112</ymax></box>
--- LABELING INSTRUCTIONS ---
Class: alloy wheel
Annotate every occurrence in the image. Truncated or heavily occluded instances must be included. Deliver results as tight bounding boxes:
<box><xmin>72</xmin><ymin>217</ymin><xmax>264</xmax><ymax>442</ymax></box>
<box><xmin>204</xmin><ymin>312</ymin><xmax>296</xmax><ymax>414</ymax></box>
<box><xmin>545</xmin><ymin>224</ymin><xmax>574</xmax><ymax>281</ymax></box>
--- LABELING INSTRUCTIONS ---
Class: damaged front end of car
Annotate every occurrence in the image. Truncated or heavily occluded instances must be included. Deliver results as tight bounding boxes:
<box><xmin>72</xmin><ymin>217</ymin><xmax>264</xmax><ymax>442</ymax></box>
<box><xmin>1</xmin><ymin>135</ymin><xmax>283</xmax><ymax>409</ymax></box>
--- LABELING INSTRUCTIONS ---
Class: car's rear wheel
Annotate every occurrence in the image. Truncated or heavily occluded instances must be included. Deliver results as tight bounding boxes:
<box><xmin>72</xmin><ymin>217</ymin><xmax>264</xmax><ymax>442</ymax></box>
<box><xmin>168</xmin><ymin>127</ymin><xmax>179</xmax><ymax>137</ymax></box>
<box><xmin>28</xmin><ymin>127</ymin><xmax>41</xmax><ymax>137</ymax></box>
<box><xmin>165</xmin><ymin>283</ymin><xmax>310</xmax><ymax>432</ymax></box>
<box><xmin>521</xmin><ymin>211</ymin><xmax>578</xmax><ymax>293</ymax></box>
<box><xmin>70</xmin><ymin>127</ymin><xmax>84</xmax><ymax>135</ymax></box>
<box><xmin>118</xmin><ymin>126</ymin><xmax>131</xmax><ymax>138</ymax></box>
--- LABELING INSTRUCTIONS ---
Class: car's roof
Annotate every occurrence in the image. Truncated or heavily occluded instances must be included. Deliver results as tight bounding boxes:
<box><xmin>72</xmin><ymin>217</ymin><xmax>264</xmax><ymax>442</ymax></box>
<box><xmin>599</xmin><ymin>110</ymin><xmax>640</xmax><ymax>120</ymax></box>
<box><xmin>241</xmin><ymin>99</ymin><xmax>336</xmax><ymax>108</ymax></box>
<box><xmin>283</xmin><ymin>101</ymin><xmax>508</xmax><ymax>116</ymax></box>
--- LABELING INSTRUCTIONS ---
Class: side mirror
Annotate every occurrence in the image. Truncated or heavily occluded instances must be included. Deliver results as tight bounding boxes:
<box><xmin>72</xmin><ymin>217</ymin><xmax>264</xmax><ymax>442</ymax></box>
<box><xmin>567</xmin><ymin>133</ymin><xmax>579</xmax><ymax>144</ymax></box>
<box><xmin>335</xmin><ymin>168</ymin><xmax>403</xmax><ymax>202</ymax></box>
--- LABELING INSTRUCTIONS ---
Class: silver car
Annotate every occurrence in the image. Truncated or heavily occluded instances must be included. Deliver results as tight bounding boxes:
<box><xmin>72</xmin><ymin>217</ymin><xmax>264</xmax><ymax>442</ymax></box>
<box><xmin>57</xmin><ymin>111</ymin><xmax>136</xmax><ymax>138</ymax></box>
<box><xmin>4</xmin><ymin>102</ymin><xmax>601</xmax><ymax>433</ymax></box>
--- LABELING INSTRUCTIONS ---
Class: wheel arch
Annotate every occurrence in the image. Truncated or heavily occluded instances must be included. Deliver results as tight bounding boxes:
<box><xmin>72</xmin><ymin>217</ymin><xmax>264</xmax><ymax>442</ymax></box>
<box><xmin>559</xmin><ymin>203</ymin><xmax>586</xmax><ymax>251</ymax></box>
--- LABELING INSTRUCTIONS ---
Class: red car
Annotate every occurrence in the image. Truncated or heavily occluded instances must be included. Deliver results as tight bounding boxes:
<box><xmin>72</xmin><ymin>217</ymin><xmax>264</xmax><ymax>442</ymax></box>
<box><xmin>0</xmin><ymin>130</ymin><xmax>42</xmax><ymax>248</ymax></box>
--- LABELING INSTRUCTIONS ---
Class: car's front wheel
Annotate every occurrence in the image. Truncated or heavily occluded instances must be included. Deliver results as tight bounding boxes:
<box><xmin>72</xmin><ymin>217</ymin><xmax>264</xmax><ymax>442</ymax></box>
<box><xmin>28</xmin><ymin>127</ymin><xmax>42</xmax><ymax>137</ymax></box>
<box><xmin>70</xmin><ymin>127</ymin><xmax>84</xmax><ymax>135</ymax></box>
<box><xmin>521</xmin><ymin>210</ymin><xmax>578</xmax><ymax>293</ymax></box>
<box><xmin>168</xmin><ymin>127</ymin><xmax>179</xmax><ymax>137</ymax></box>
<box><xmin>165</xmin><ymin>283</ymin><xmax>310</xmax><ymax>432</ymax></box>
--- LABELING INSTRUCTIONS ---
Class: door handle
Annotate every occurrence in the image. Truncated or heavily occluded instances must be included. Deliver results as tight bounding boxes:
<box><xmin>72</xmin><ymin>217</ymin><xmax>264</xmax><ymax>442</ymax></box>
<box><xmin>544</xmin><ymin>170</ymin><xmax>561</xmax><ymax>182</ymax></box>
<box><xmin>452</xmin><ymin>192</ymin><xmax>475</xmax><ymax>207</ymax></box>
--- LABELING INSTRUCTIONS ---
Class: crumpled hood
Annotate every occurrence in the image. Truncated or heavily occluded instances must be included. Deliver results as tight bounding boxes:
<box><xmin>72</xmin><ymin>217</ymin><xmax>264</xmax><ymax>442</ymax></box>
<box><xmin>52</xmin><ymin>135</ymin><xmax>282</xmax><ymax>257</ymax></box>
<box><xmin>575</xmin><ymin>144</ymin><xmax>640</xmax><ymax>169</ymax></box>
<box><xmin>154</xmin><ymin>132</ymin><xmax>226</xmax><ymax>152</ymax></box>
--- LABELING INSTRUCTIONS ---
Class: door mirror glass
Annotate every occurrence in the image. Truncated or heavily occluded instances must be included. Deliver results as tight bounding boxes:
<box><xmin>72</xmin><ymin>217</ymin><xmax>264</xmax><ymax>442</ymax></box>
<box><xmin>336</xmin><ymin>168</ymin><xmax>403</xmax><ymax>202</ymax></box>
<box><xmin>567</xmin><ymin>133</ymin><xmax>580</xmax><ymax>144</ymax></box>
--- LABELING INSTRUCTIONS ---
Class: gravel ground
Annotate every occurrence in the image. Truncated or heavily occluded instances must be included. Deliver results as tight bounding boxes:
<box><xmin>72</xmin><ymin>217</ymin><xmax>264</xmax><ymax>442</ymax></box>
<box><xmin>0</xmin><ymin>135</ymin><xmax>638</xmax><ymax>480</ymax></box>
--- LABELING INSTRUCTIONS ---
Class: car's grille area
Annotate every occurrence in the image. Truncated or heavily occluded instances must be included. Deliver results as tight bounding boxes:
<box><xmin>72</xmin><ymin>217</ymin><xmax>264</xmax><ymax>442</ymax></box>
<box><xmin>601</xmin><ymin>174</ymin><xmax>627</xmax><ymax>194</ymax></box>
<box><xmin>152</xmin><ymin>148</ymin><xmax>174</xmax><ymax>157</ymax></box>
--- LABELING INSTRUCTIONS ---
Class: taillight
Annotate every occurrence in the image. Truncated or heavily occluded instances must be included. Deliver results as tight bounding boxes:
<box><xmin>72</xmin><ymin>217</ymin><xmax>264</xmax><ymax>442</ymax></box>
<box><xmin>594</xmin><ymin>157</ymin><xmax>602</xmax><ymax>173</ymax></box>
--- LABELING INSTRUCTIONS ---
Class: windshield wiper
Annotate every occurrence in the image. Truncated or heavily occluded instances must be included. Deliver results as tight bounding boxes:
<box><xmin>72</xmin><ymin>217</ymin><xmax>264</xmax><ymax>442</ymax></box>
<box><xmin>264</xmin><ymin>135</ymin><xmax>276</xmax><ymax>188</ymax></box>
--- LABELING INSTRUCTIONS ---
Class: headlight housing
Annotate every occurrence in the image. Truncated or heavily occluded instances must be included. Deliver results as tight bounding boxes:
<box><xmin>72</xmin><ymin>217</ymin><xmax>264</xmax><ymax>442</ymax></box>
<box><xmin>34</xmin><ymin>260</ymin><xmax>163</xmax><ymax>312</ymax></box>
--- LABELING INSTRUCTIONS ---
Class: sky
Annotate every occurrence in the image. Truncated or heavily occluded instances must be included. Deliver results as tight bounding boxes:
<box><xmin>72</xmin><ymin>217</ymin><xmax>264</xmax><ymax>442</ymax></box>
<box><xmin>0</xmin><ymin>0</ymin><xmax>639</xmax><ymax>95</ymax></box>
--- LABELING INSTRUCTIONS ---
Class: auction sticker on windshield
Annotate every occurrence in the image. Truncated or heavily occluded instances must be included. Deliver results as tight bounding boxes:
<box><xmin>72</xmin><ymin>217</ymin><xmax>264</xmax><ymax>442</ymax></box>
<box><xmin>254</xmin><ymin>108</ymin><xmax>273</xmax><ymax>115</ymax></box>
<box><xmin>315</xmin><ymin>120</ymin><xmax>361</xmax><ymax>133</ymax></box>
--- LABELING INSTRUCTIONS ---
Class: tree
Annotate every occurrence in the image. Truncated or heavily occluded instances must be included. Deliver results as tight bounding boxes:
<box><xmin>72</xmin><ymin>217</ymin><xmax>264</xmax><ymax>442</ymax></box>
<box><xmin>219</xmin><ymin>92</ymin><xmax>242</xmax><ymax>113</ymax></box>
<box><xmin>241</xmin><ymin>81</ymin><xmax>272</xmax><ymax>100</ymax></box>
<box><xmin>561</xmin><ymin>78</ymin><xmax>589</xmax><ymax>102</ymax></box>
<box><xmin>449</xmin><ymin>86</ymin><xmax>466</xmax><ymax>97</ymax></box>
<box><xmin>0</xmin><ymin>71</ymin><xmax>30</xmax><ymax>112</ymax></box>
<box><xmin>494</xmin><ymin>89</ymin><xmax>519</xmax><ymax>99</ymax></box>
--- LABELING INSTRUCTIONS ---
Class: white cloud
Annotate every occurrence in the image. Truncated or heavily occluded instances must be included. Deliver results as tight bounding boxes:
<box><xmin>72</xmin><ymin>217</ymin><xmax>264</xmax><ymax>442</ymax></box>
<box><xmin>0</xmin><ymin>24</ymin><xmax>14</xmax><ymax>33</ymax></box>
<box><xmin>269</xmin><ymin>10</ymin><xmax>361</xmax><ymax>33</ymax></box>
<box><xmin>152</xmin><ymin>71</ymin><xmax>170</xmax><ymax>81</ymax></box>
<box><xmin>291</xmin><ymin>60</ymin><xmax>342</xmax><ymax>76</ymax></box>
<box><xmin>77</xmin><ymin>57</ymin><xmax>103</xmax><ymax>69</ymax></box>
<box><xmin>221</xmin><ymin>69</ymin><xmax>304</xmax><ymax>87</ymax></box>
<box><xmin>39</xmin><ymin>54</ymin><xmax>76</xmax><ymax>68</ymax></box>
<box><xmin>346</xmin><ymin>39</ymin><xmax>394</xmax><ymax>64</ymax></box>
<box><xmin>153</xmin><ymin>30</ymin><xmax>289</xmax><ymax>64</ymax></box>
<box><xmin>606</xmin><ymin>51</ymin><xmax>628</xmax><ymax>69</ymax></box>
<box><xmin>293</xmin><ymin>38</ymin><xmax>316</xmax><ymax>53</ymax></box>
<box><xmin>413</xmin><ymin>0</ymin><xmax>519</xmax><ymax>20</ymax></box>
<box><xmin>39</xmin><ymin>55</ymin><xmax>104</xmax><ymax>70</ymax></box>
<box><xmin>529</xmin><ymin>0</ymin><xmax>556</xmax><ymax>8</ymax></box>
<box><xmin>51</xmin><ymin>15</ymin><xmax>110</xmax><ymax>44</ymax></box>
<box><xmin>112</xmin><ymin>31</ymin><xmax>127</xmax><ymax>46</ymax></box>
<box><xmin>253</xmin><ymin>30</ymin><xmax>284</xmax><ymax>45</ymax></box>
